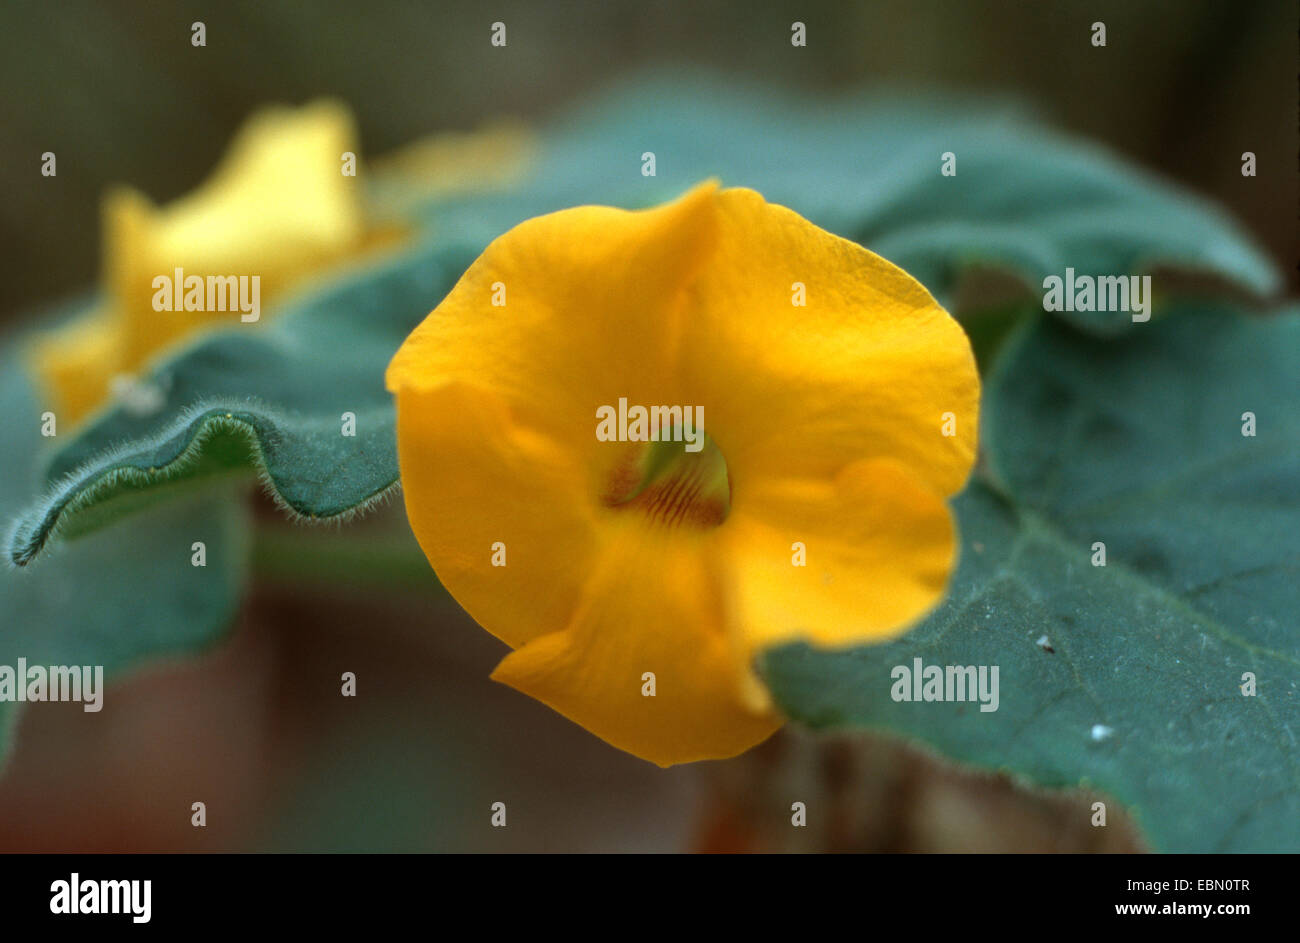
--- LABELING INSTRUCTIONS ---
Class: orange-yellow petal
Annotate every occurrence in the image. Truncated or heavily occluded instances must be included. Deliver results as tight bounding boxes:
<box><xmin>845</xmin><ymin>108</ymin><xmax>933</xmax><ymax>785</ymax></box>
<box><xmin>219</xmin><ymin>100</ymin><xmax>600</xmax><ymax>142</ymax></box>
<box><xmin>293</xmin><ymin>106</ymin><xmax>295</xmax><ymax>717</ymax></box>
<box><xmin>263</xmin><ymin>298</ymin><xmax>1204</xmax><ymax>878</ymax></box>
<box><xmin>723</xmin><ymin>458</ymin><xmax>957</xmax><ymax>650</ymax></box>
<box><xmin>394</xmin><ymin>381</ymin><xmax>600</xmax><ymax>649</ymax></box>
<box><xmin>490</xmin><ymin>523</ymin><xmax>780</xmax><ymax>767</ymax></box>
<box><xmin>678</xmin><ymin>187</ymin><xmax>979</xmax><ymax>499</ymax></box>
<box><xmin>386</xmin><ymin>182</ymin><xmax>721</xmax><ymax>468</ymax></box>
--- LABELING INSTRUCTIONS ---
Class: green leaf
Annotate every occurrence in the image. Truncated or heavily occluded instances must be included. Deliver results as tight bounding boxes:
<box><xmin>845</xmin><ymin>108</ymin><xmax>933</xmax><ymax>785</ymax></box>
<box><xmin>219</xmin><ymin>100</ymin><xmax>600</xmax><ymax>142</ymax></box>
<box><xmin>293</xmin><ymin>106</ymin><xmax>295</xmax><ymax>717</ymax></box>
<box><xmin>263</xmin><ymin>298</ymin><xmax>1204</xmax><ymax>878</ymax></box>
<box><xmin>761</xmin><ymin>302</ymin><xmax>1300</xmax><ymax>852</ymax></box>
<box><xmin>9</xmin><ymin>239</ymin><xmax>475</xmax><ymax>565</ymax></box>
<box><xmin>0</xmin><ymin>350</ymin><xmax>249</xmax><ymax>764</ymax></box>
<box><xmin>425</xmin><ymin>71</ymin><xmax>1279</xmax><ymax>331</ymax></box>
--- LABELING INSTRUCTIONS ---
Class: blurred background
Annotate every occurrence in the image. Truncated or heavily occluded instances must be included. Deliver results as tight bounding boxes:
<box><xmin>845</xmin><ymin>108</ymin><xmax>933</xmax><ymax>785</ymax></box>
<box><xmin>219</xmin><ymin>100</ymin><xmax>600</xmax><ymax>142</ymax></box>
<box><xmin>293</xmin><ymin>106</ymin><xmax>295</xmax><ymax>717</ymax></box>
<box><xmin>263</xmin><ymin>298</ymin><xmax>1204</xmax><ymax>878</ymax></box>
<box><xmin>0</xmin><ymin>0</ymin><xmax>1291</xmax><ymax>851</ymax></box>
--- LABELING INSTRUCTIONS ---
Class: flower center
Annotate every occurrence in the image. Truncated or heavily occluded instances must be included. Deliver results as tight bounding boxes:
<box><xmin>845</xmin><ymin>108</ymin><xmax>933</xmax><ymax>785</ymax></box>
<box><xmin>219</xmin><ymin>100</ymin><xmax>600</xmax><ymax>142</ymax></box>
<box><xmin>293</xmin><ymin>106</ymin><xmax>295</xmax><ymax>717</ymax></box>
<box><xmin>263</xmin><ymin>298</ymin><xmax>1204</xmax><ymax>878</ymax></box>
<box><xmin>600</xmin><ymin>436</ymin><xmax>731</xmax><ymax>530</ymax></box>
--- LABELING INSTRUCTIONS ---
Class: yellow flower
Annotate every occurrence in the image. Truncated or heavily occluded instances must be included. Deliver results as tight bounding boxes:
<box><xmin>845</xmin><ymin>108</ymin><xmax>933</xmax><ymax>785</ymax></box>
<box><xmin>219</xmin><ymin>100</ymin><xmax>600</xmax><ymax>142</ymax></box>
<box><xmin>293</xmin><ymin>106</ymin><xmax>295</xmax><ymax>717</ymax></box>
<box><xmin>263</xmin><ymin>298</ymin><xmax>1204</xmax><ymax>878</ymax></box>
<box><xmin>29</xmin><ymin>100</ymin><xmax>375</xmax><ymax>426</ymax></box>
<box><xmin>369</xmin><ymin>119</ymin><xmax>536</xmax><ymax>204</ymax></box>
<box><xmin>386</xmin><ymin>182</ymin><xmax>980</xmax><ymax>766</ymax></box>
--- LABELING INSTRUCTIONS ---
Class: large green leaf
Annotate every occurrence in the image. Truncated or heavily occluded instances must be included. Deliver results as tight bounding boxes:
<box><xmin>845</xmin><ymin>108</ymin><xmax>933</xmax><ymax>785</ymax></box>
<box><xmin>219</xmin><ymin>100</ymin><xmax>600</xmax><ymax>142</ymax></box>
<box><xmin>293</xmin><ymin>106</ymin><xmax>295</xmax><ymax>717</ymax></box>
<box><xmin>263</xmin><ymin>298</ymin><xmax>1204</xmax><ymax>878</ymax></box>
<box><xmin>761</xmin><ymin>302</ymin><xmax>1299</xmax><ymax>852</ymax></box>
<box><xmin>0</xmin><ymin>347</ymin><xmax>248</xmax><ymax>763</ymax></box>
<box><xmin>9</xmin><ymin>239</ymin><xmax>475</xmax><ymax>565</ymax></box>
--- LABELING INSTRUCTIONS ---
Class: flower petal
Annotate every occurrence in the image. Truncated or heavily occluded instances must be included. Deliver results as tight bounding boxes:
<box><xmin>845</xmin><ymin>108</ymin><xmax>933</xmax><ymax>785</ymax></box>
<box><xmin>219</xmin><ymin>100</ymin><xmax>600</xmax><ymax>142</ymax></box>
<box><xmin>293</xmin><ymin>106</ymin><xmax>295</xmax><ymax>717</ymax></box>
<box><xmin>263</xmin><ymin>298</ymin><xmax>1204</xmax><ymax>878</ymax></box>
<box><xmin>370</xmin><ymin>119</ymin><xmax>537</xmax><ymax>203</ymax></box>
<box><xmin>385</xmin><ymin>182</ymin><xmax>721</xmax><ymax>468</ymax></box>
<box><xmin>723</xmin><ymin>458</ymin><xmax>958</xmax><ymax>650</ymax></box>
<box><xmin>395</xmin><ymin>381</ymin><xmax>602</xmax><ymax>649</ymax></box>
<box><xmin>114</xmin><ymin>100</ymin><xmax>364</xmax><ymax>372</ymax></box>
<box><xmin>490</xmin><ymin>524</ymin><xmax>781</xmax><ymax>766</ymax></box>
<box><xmin>27</xmin><ymin>311</ymin><xmax>120</xmax><ymax>427</ymax></box>
<box><xmin>31</xmin><ymin>100</ymin><xmax>369</xmax><ymax>427</ymax></box>
<box><xmin>678</xmin><ymin>187</ymin><xmax>979</xmax><ymax>498</ymax></box>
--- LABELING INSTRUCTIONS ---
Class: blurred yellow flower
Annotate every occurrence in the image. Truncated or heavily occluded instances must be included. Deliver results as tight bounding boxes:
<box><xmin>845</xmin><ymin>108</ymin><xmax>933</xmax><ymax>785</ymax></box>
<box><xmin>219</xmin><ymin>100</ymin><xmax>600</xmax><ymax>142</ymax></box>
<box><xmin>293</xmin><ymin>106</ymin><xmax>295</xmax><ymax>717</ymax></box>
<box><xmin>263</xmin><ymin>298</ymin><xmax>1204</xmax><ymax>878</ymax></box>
<box><xmin>30</xmin><ymin>100</ymin><xmax>370</xmax><ymax>426</ymax></box>
<box><xmin>28</xmin><ymin>101</ymin><xmax>536</xmax><ymax>430</ymax></box>
<box><xmin>387</xmin><ymin>182</ymin><xmax>979</xmax><ymax>766</ymax></box>
<box><xmin>369</xmin><ymin>119</ymin><xmax>535</xmax><ymax>204</ymax></box>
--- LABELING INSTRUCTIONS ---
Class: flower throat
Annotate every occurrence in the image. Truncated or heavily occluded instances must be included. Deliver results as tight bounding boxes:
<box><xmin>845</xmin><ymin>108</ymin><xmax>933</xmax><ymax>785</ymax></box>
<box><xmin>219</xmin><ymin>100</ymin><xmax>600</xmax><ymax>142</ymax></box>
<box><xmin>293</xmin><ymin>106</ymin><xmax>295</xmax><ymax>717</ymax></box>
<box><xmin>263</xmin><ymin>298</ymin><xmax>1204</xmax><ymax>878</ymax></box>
<box><xmin>601</xmin><ymin>435</ymin><xmax>730</xmax><ymax>530</ymax></box>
